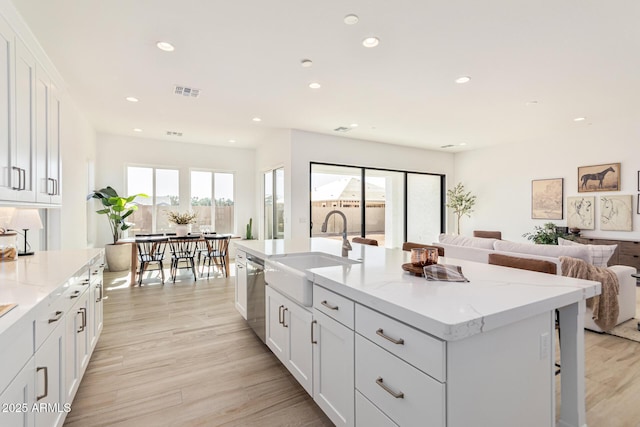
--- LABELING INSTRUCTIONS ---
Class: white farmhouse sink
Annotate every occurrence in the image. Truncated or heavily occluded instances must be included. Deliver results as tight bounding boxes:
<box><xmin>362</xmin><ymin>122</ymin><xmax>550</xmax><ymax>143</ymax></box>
<box><xmin>264</xmin><ymin>252</ymin><xmax>360</xmax><ymax>306</ymax></box>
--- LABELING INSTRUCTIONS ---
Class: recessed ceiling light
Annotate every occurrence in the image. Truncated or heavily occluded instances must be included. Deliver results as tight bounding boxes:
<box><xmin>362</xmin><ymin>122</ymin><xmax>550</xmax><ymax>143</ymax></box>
<box><xmin>133</xmin><ymin>128</ymin><xmax>142</xmax><ymax>132</ymax></box>
<box><xmin>301</xmin><ymin>59</ymin><xmax>313</xmax><ymax>68</ymax></box>
<box><xmin>156</xmin><ymin>41</ymin><xmax>175</xmax><ymax>52</ymax></box>
<box><xmin>574</xmin><ymin>117</ymin><xmax>586</xmax><ymax>122</ymax></box>
<box><xmin>350</xmin><ymin>123</ymin><xmax>359</xmax><ymax>128</ymax></box>
<box><xmin>459</xmin><ymin>142</ymin><xmax>467</xmax><ymax>146</ymax></box>
<box><xmin>362</xmin><ymin>37</ymin><xmax>380</xmax><ymax>48</ymax></box>
<box><xmin>252</xmin><ymin>117</ymin><xmax>262</xmax><ymax>122</ymax></box>
<box><xmin>125</xmin><ymin>96</ymin><xmax>139</xmax><ymax>102</ymax></box>
<box><xmin>455</xmin><ymin>76</ymin><xmax>471</xmax><ymax>84</ymax></box>
<box><xmin>344</xmin><ymin>14</ymin><xmax>359</xmax><ymax>25</ymax></box>
<box><xmin>309</xmin><ymin>82</ymin><xmax>321</xmax><ymax>89</ymax></box>
<box><xmin>228</xmin><ymin>139</ymin><xmax>236</xmax><ymax>143</ymax></box>
<box><xmin>526</xmin><ymin>100</ymin><xmax>539</xmax><ymax>106</ymax></box>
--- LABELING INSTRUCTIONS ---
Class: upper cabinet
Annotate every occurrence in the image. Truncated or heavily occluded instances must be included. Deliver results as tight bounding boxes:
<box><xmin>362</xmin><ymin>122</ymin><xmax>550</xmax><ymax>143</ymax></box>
<box><xmin>0</xmin><ymin>16</ymin><xmax>62</xmax><ymax>205</ymax></box>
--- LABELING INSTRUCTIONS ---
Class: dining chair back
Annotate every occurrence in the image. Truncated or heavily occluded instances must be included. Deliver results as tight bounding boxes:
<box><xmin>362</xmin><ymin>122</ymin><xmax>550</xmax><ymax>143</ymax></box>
<box><xmin>168</xmin><ymin>236</ymin><xmax>200</xmax><ymax>283</ymax></box>
<box><xmin>352</xmin><ymin>237</ymin><xmax>378</xmax><ymax>246</ymax></box>
<box><xmin>135</xmin><ymin>237</ymin><xmax>168</xmax><ymax>285</ymax></box>
<box><xmin>201</xmin><ymin>235</ymin><xmax>231</xmax><ymax>278</ymax></box>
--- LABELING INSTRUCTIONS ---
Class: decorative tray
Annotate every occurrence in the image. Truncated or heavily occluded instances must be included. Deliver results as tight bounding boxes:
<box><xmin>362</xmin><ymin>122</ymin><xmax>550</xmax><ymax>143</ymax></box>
<box><xmin>402</xmin><ymin>263</ymin><xmax>424</xmax><ymax>276</ymax></box>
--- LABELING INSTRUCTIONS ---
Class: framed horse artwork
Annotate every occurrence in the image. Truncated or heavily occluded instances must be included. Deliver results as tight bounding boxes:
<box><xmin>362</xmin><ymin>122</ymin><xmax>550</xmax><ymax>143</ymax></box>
<box><xmin>577</xmin><ymin>162</ymin><xmax>620</xmax><ymax>193</ymax></box>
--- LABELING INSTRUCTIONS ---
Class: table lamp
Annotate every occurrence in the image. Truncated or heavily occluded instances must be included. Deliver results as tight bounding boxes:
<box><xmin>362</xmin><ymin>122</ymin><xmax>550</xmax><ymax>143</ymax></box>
<box><xmin>9</xmin><ymin>208</ymin><xmax>43</xmax><ymax>256</ymax></box>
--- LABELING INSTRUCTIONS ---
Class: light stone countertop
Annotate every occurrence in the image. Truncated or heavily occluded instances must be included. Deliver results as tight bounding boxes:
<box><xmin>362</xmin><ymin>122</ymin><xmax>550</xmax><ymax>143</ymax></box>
<box><xmin>234</xmin><ymin>238</ymin><xmax>601</xmax><ymax>341</ymax></box>
<box><xmin>0</xmin><ymin>249</ymin><xmax>104</xmax><ymax>336</ymax></box>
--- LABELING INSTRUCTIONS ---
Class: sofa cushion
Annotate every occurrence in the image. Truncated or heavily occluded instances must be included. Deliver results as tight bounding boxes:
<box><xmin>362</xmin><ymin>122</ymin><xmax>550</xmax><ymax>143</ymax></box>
<box><xmin>494</xmin><ymin>240</ymin><xmax>591</xmax><ymax>264</ymax></box>
<box><xmin>557</xmin><ymin>237</ymin><xmax>617</xmax><ymax>268</ymax></box>
<box><xmin>488</xmin><ymin>253</ymin><xmax>557</xmax><ymax>275</ymax></box>
<box><xmin>438</xmin><ymin>234</ymin><xmax>497</xmax><ymax>249</ymax></box>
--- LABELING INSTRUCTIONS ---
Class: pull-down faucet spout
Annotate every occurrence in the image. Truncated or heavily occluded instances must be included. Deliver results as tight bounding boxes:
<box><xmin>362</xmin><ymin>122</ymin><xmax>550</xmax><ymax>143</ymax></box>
<box><xmin>321</xmin><ymin>210</ymin><xmax>352</xmax><ymax>257</ymax></box>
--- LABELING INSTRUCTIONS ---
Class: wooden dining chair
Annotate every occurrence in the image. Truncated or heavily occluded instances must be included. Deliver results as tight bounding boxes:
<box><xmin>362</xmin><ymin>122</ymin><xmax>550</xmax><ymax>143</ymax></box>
<box><xmin>135</xmin><ymin>237</ymin><xmax>168</xmax><ymax>285</ymax></box>
<box><xmin>473</xmin><ymin>230</ymin><xmax>502</xmax><ymax>239</ymax></box>
<box><xmin>201</xmin><ymin>235</ymin><xmax>231</xmax><ymax>278</ymax></box>
<box><xmin>352</xmin><ymin>237</ymin><xmax>378</xmax><ymax>246</ymax></box>
<box><xmin>168</xmin><ymin>236</ymin><xmax>200</xmax><ymax>283</ymax></box>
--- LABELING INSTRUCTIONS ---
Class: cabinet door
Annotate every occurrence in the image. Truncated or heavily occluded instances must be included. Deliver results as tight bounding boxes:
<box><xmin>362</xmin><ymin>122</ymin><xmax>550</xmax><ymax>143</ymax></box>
<box><xmin>286</xmin><ymin>301</ymin><xmax>313</xmax><ymax>395</ymax></box>
<box><xmin>313</xmin><ymin>310</ymin><xmax>355</xmax><ymax>427</ymax></box>
<box><xmin>64</xmin><ymin>290</ymin><xmax>90</xmax><ymax>403</ymax></box>
<box><xmin>48</xmin><ymin>82</ymin><xmax>61</xmax><ymax>204</ymax></box>
<box><xmin>265</xmin><ymin>286</ymin><xmax>287</xmax><ymax>363</ymax></box>
<box><xmin>13</xmin><ymin>39</ymin><xmax>36</xmax><ymax>202</ymax></box>
<box><xmin>34</xmin><ymin>66</ymin><xmax>50</xmax><ymax>203</ymax></box>
<box><xmin>0</xmin><ymin>357</ymin><xmax>35</xmax><ymax>427</ymax></box>
<box><xmin>91</xmin><ymin>279</ymin><xmax>103</xmax><ymax>350</ymax></box>
<box><xmin>35</xmin><ymin>323</ymin><xmax>65</xmax><ymax>427</ymax></box>
<box><xmin>235</xmin><ymin>261</ymin><xmax>247</xmax><ymax>319</ymax></box>
<box><xmin>0</xmin><ymin>18</ymin><xmax>15</xmax><ymax>200</ymax></box>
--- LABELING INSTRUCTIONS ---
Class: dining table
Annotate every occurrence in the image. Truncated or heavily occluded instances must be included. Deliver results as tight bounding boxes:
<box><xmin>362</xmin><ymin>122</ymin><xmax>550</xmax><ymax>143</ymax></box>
<box><xmin>121</xmin><ymin>233</ymin><xmax>239</xmax><ymax>286</ymax></box>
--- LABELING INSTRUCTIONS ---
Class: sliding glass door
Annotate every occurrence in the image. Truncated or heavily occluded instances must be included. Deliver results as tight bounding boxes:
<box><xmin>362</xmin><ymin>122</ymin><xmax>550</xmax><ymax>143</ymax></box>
<box><xmin>310</xmin><ymin>163</ymin><xmax>443</xmax><ymax>248</ymax></box>
<box><xmin>264</xmin><ymin>167</ymin><xmax>284</xmax><ymax>239</ymax></box>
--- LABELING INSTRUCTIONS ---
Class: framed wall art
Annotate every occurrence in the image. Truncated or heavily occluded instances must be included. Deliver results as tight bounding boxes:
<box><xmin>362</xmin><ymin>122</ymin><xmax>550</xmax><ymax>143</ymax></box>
<box><xmin>600</xmin><ymin>195</ymin><xmax>632</xmax><ymax>231</ymax></box>
<box><xmin>578</xmin><ymin>162</ymin><xmax>620</xmax><ymax>193</ymax></box>
<box><xmin>637</xmin><ymin>171</ymin><xmax>640</xmax><ymax>191</ymax></box>
<box><xmin>567</xmin><ymin>196</ymin><xmax>595</xmax><ymax>230</ymax></box>
<box><xmin>531</xmin><ymin>178</ymin><xmax>563</xmax><ymax>219</ymax></box>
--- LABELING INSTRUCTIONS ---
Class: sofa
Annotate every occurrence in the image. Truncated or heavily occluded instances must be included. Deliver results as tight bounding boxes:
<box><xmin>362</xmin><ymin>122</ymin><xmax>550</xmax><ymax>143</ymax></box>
<box><xmin>435</xmin><ymin>234</ymin><xmax>637</xmax><ymax>332</ymax></box>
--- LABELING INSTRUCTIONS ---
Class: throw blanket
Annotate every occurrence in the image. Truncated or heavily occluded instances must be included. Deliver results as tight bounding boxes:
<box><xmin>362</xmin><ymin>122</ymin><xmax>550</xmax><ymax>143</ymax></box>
<box><xmin>560</xmin><ymin>256</ymin><xmax>619</xmax><ymax>331</ymax></box>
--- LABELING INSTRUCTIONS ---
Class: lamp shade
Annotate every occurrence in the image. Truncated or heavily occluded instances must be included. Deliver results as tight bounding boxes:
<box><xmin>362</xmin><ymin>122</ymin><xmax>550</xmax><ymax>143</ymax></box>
<box><xmin>9</xmin><ymin>208</ymin><xmax>43</xmax><ymax>230</ymax></box>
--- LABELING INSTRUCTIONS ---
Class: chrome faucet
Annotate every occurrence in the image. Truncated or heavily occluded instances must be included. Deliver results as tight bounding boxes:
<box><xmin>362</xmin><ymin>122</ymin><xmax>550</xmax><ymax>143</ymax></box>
<box><xmin>321</xmin><ymin>210</ymin><xmax>352</xmax><ymax>257</ymax></box>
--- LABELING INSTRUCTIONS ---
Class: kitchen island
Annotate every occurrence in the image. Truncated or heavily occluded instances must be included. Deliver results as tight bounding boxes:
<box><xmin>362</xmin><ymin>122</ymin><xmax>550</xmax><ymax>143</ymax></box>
<box><xmin>235</xmin><ymin>238</ymin><xmax>598</xmax><ymax>427</ymax></box>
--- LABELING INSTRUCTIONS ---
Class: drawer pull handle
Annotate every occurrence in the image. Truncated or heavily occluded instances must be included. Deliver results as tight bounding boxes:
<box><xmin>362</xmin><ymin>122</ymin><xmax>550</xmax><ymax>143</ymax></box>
<box><xmin>376</xmin><ymin>328</ymin><xmax>405</xmax><ymax>345</ymax></box>
<box><xmin>282</xmin><ymin>308</ymin><xmax>289</xmax><ymax>328</ymax></box>
<box><xmin>48</xmin><ymin>311</ymin><xmax>63</xmax><ymax>323</ymax></box>
<box><xmin>70</xmin><ymin>290</ymin><xmax>81</xmax><ymax>299</ymax></box>
<box><xmin>36</xmin><ymin>366</ymin><xmax>48</xmax><ymax>401</ymax></box>
<box><xmin>321</xmin><ymin>300</ymin><xmax>339</xmax><ymax>310</ymax></box>
<box><xmin>311</xmin><ymin>320</ymin><xmax>317</xmax><ymax>344</ymax></box>
<box><xmin>376</xmin><ymin>377</ymin><xmax>404</xmax><ymax>399</ymax></box>
<box><xmin>78</xmin><ymin>307</ymin><xmax>87</xmax><ymax>333</ymax></box>
<box><xmin>96</xmin><ymin>284</ymin><xmax>103</xmax><ymax>302</ymax></box>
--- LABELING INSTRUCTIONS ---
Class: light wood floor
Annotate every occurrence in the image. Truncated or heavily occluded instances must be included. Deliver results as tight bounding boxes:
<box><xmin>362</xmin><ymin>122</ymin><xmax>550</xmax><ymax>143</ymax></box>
<box><xmin>66</xmin><ymin>270</ymin><xmax>640</xmax><ymax>427</ymax></box>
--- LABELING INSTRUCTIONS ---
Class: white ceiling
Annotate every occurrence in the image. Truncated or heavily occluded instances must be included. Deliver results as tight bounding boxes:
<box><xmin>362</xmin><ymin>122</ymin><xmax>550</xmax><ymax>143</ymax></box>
<box><xmin>10</xmin><ymin>0</ymin><xmax>640</xmax><ymax>151</ymax></box>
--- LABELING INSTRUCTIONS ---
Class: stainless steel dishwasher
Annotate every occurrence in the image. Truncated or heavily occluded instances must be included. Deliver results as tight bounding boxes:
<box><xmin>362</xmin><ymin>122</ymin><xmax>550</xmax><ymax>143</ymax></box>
<box><xmin>246</xmin><ymin>254</ymin><xmax>266</xmax><ymax>343</ymax></box>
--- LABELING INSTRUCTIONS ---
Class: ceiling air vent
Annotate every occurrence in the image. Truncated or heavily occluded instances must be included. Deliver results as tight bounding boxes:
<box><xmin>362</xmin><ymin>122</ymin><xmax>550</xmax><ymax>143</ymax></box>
<box><xmin>440</xmin><ymin>144</ymin><xmax>455</xmax><ymax>148</ymax></box>
<box><xmin>166</xmin><ymin>131</ymin><xmax>183</xmax><ymax>137</ymax></box>
<box><xmin>174</xmin><ymin>85</ymin><xmax>201</xmax><ymax>98</ymax></box>
<box><xmin>333</xmin><ymin>126</ymin><xmax>350</xmax><ymax>132</ymax></box>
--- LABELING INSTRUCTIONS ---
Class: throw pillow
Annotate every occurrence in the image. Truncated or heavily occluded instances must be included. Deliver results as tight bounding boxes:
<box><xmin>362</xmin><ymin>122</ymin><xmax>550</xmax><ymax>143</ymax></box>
<box><xmin>557</xmin><ymin>237</ymin><xmax>617</xmax><ymax>268</ymax></box>
<box><xmin>438</xmin><ymin>234</ymin><xmax>497</xmax><ymax>249</ymax></box>
<box><xmin>494</xmin><ymin>240</ymin><xmax>591</xmax><ymax>264</ymax></box>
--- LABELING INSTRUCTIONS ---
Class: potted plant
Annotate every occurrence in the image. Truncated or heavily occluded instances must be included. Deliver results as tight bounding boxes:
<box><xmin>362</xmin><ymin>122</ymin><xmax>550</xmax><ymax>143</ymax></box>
<box><xmin>167</xmin><ymin>211</ymin><xmax>197</xmax><ymax>236</ymax></box>
<box><xmin>245</xmin><ymin>217</ymin><xmax>254</xmax><ymax>240</ymax></box>
<box><xmin>87</xmin><ymin>186</ymin><xmax>148</xmax><ymax>271</ymax></box>
<box><xmin>522</xmin><ymin>222</ymin><xmax>572</xmax><ymax>245</ymax></box>
<box><xmin>446</xmin><ymin>182</ymin><xmax>476</xmax><ymax>235</ymax></box>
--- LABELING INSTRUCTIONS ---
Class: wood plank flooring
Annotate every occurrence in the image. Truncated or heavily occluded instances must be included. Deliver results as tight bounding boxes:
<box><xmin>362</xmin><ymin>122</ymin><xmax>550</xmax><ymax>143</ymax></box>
<box><xmin>66</xmin><ymin>270</ymin><xmax>640</xmax><ymax>427</ymax></box>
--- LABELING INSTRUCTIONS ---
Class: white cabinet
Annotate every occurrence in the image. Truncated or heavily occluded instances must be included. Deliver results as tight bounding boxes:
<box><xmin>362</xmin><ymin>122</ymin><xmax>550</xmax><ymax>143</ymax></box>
<box><xmin>34</xmin><ymin>321</ymin><xmax>65</xmax><ymax>427</ymax></box>
<box><xmin>0</xmin><ymin>357</ymin><xmax>35</xmax><ymax>427</ymax></box>
<box><xmin>235</xmin><ymin>250</ymin><xmax>247</xmax><ymax>319</ymax></box>
<box><xmin>65</xmin><ymin>287</ymin><xmax>90</xmax><ymax>403</ymax></box>
<box><xmin>312</xmin><ymin>309</ymin><xmax>354</xmax><ymax>427</ymax></box>
<box><xmin>13</xmin><ymin>38</ymin><xmax>36</xmax><ymax>202</ymax></box>
<box><xmin>0</xmin><ymin>17</ymin><xmax>16</xmax><ymax>200</ymax></box>
<box><xmin>89</xmin><ymin>261</ymin><xmax>104</xmax><ymax>351</ymax></box>
<box><xmin>265</xmin><ymin>286</ymin><xmax>313</xmax><ymax>395</ymax></box>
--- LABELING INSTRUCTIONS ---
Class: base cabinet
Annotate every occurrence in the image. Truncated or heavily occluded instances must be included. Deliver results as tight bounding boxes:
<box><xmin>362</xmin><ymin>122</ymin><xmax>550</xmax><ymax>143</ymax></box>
<box><xmin>312</xmin><ymin>310</ymin><xmax>354</xmax><ymax>427</ymax></box>
<box><xmin>35</xmin><ymin>322</ymin><xmax>65</xmax><ymax>427</ymax></box>
<box><xmin>235</xmin><ymin>251</ymin><xmax>247</xmax><ymax>319</ymax></box>
<box><xmin>0</xmin><ymin>358</ymin><xmax>35</xmax><ymax>427</ymax></box>
<box><xmin>265</xmin><ymin>286</ymin><xmax>313</xmax><ymax>394</ymax></box>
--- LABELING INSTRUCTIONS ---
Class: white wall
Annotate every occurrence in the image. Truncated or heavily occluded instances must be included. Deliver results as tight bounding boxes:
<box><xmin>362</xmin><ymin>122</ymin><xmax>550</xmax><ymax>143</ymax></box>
<box><xmin>287</xmin><ymin>130</ymin><xmax>456</xmax><ymax>238</ymax></box>
<box><xmin>454</xmin><ymin>116</ymin><xmax>640</xmax><ymax>241</ymax></box>
<box><xmin>94</xmin><ymin>134</ymin><xmax>256</xmax><ymax>248</ymax></box>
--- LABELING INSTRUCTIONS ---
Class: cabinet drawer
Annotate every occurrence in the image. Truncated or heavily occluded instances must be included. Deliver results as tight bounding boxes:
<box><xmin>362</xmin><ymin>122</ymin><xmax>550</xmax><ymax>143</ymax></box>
<box><xmin>356</xmin><ymin>304</ymin><xmax>446</xmax><ymax>382</ymax></box>
<box><xmin>34</xmin><ymin>284</ymin><xmax>69</xmax><ymax>350</ymax></box>
<box><xmin>313</xmin><ymin>286</ymin><xmax>354</xmax><ymax>329</ymax></box>
<box><xmin>619</xmin><ymin>241</ymin><xmax>640</xmax><ymax>256</ymax></box>
<box><xmin>236</xmin><ymin>250</ymin><xmax>246</xmax><ymax>266</ymax></box>
<box><xmin>355</xmin><ymin>335</ymin><xmax>445</xmax><ymax>427</ymax></box>
<box><xmin>356</xmin><ymin>391</ymin><xmax>398</xmax><ymax>427</ymax></box>
<box><xmin>618</xmin><ymin>254</ymin><xmax>640</xmax><ymax>270</ymax></box>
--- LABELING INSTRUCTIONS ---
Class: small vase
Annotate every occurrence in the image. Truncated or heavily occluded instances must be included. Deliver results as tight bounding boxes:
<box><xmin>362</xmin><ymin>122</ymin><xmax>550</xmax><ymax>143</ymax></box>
<box><xmin>175</xmin><ymin>224</ymin><xmax>188</xmax><ymax>237</ymax></box>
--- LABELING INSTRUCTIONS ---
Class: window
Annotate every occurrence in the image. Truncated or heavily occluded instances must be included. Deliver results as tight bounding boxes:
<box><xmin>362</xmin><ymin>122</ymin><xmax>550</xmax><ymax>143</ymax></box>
<box><xmin>127</xmin><ymin>166</ymin><xmax>179</xmax><ymax>235</ymax></box>
<box><xmin>191</xmin><ymin>171</ymin><xmax>235</xmax><ymax>234</ymax></box>
<box><xmin>264</xmin><ymin>168</ymin><xmax>284</xmax><ymax>239</ymax></box>
<box><xmin>310</xmin><ymin>163</ymin><xmax>444</xmax><ymax>248</ymax></box>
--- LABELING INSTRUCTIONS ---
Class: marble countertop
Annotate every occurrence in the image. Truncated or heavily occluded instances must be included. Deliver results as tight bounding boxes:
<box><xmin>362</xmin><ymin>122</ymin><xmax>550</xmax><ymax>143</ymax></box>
<box><xmin>0</xmin><ymin>249</ymin><xmax>104</xmax><ymax>335</ymax></box>
<box><xmin>234</xmin><ymin>238</ymin><xmax>601</xmax><ymax>341</ymax></box>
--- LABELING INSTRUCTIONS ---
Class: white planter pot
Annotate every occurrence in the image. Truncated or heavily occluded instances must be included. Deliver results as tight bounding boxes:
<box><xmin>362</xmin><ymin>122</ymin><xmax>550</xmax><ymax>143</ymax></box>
<box><xmin>105</xmin><ymin>243</ymin><xmax>132</xmax><ymax>272</ymax></box>
<box><xmin>175</xmin><ymin>224</ymin><xmax>189</xmax><ymax>237</ymax></box>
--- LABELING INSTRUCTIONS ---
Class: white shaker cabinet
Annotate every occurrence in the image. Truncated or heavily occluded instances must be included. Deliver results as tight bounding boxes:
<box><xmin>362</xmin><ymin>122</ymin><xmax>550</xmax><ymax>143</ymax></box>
<box><xmin>265</xmin><ymin>286</ymin><xmax>313</xmax><ymax>395</ymax></box>
<box><xmin>0</xmin><ymin>17</ymin><xmax>16</xmax><ymax>200</ymax></box>
<box><xmin>65</xmin><ymin>286</ymin><xmax>90</xmax><ymax>403</ymax></box>
<box><xmin>34</xmin><ymin>321</ymin><xmax>65</xmax><ymax>427</ymax></box>
<box><xmin>235</xmin><ymin>250</ymin><xmax>247</xmax><ymax>319</ymax></box>
<box><xmin>0</xmin><ymin>358</ymin><xmax>35</xmax><ymax>427</ymax></box>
